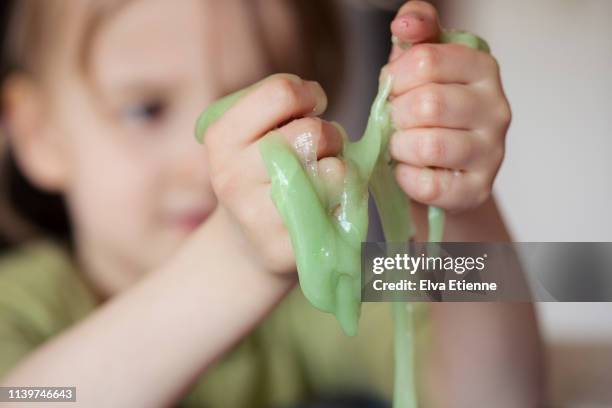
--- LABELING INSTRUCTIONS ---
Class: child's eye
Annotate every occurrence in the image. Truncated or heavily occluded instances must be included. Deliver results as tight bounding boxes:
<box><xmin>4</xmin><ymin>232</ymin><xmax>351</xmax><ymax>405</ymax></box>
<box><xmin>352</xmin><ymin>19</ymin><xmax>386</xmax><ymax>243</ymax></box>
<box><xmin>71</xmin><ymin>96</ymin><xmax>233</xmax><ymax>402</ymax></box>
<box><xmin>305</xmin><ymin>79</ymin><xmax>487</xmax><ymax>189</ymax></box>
<box><xmin>122</xmin><ymin>98</ymin><xmax>167</xmax><ymax>125</ymax></box>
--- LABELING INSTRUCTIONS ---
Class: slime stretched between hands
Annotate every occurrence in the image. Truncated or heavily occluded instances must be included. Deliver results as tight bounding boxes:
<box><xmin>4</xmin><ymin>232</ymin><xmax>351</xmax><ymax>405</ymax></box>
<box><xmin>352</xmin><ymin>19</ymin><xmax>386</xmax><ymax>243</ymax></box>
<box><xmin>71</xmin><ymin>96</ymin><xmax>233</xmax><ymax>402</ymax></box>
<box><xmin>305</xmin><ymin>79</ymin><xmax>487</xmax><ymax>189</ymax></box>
<box><xmin>196</xmin><ymin>30</ymin><xmax>489</xmax><ymax>408</ymax></box>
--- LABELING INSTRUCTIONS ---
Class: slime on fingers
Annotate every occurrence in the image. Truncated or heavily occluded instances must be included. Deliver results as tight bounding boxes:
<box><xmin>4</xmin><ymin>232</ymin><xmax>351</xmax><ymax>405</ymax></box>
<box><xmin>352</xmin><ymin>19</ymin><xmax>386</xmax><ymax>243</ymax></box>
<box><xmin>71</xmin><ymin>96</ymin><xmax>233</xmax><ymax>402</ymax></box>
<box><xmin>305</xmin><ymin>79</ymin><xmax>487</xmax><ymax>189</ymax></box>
<box><xmin>196</xmin><ymin>30</ymin><xmax>490</xmax><ymax>408</ymax></box>
<box><xmin>195</xmin><ymin>74</ymin><xmax>406</xmax><ymax>336</ymax></box>
<box><xmin>196</xmin><ymin>75</ymin><xmax>400</xmax><ymax>336</ymax></box>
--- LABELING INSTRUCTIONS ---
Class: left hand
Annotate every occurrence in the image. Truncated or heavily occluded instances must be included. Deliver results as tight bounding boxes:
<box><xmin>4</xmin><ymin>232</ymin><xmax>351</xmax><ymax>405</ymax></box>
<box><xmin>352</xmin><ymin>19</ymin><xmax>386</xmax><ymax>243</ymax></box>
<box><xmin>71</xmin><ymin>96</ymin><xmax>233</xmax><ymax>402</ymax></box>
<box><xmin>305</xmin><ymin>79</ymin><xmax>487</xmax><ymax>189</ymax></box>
<box><xmin>385</xmin><ymin>1</ymin><xmax>511</xmax><ymax>213</ymax></box>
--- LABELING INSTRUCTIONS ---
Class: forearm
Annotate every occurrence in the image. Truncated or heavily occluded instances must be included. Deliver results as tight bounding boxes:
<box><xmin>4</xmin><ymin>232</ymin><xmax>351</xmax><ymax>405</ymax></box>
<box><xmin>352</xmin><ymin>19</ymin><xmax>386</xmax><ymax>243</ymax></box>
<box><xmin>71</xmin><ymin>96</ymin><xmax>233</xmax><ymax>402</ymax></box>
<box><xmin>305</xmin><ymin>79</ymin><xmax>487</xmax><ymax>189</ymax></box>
<box><xmin>423</xmin><ymin>303</ymin><xmax>543</xmax><ymax>408</ymax></box>
<box><xmin>415</xmin><ymin>197</ymin><xmax>545</xmax><ymax>407</ymax></box>
<box><xmin>1</xmin><ymin>208</ymin><xmax>294</xmax><ymax>407</ymax></box>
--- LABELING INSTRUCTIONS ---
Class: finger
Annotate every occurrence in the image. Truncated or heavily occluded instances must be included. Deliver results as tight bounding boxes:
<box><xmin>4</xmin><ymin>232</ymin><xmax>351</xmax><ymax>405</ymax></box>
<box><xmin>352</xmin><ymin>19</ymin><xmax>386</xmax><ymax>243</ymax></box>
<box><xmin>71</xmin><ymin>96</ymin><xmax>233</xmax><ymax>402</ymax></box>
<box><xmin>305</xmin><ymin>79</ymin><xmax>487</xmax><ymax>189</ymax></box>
<box><xmin>387</xmin><ymin>43</ymin><xmax>500</xmax><ymax>96</ymax></box>
<box><xmin>206</xmin><ymin>74</ymin><xmax>327</xmax><ymax>158</ymax></box>
<box><xmin>233</xmin><ymin>185</ymin><xmax>296</xmax><ymax>273</ymax></box>
<box><xmin>317</xmin><ymin>157</ymin><xmax>347</xmax><ymax>204</ymax></box>
<box><xmin>389</xmin><ymin>128</ymin><xmax>478</xmax><ymax>170</ymax></box>
<box><xmin>389</xmin><ymin>1</ymin><xmax>441</xmax><ymax>60</ymax></box>
<box><xmin>392</xmin><ymin>1</ymin><xmax>441</xmax><ymax>45</ymax></box>
<box><xmin>390</xmin><ymin>83</ymin><xmax>482</xmax><ymax>130</ymax></box>
<box><xmin>395</xmin><ymin>164</ymin><xmax>491</xmax><ymax>211</ymax></box>
<box><xmin>277</xmin><ymin>117</ymin><xmax>344</xmax><ymax>159</ymax></box>
<box><xmin>242</xmin><ymin>118</ymin><xmax>344</xmax><ymax>184</ymax></box>
<box><xmin>234</xmin><ymin>184</ymin><xmax>284</xmax><ymax>233</ymax></box>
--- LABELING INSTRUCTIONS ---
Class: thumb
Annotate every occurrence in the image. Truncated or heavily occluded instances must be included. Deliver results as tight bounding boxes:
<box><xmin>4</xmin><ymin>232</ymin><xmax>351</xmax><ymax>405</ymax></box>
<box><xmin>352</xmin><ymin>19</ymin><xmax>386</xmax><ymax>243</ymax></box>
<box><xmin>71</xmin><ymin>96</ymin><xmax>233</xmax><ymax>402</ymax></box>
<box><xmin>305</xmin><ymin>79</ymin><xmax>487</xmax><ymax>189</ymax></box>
<box><xmin>389</xmin><ymin>1</ymin><xmax>442</xmax><ymax>58</ymax></box>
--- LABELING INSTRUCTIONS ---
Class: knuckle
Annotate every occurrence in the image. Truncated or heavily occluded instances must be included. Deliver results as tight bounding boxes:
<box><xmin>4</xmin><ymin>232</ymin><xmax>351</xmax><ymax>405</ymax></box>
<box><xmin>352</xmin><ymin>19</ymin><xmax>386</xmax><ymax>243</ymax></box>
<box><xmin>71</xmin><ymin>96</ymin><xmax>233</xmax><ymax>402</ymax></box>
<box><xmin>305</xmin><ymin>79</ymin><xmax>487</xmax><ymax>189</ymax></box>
<box><xmin>488</xmin><ymin>144</ymin><xmax>506</xmax><ymax>177</ymax></box>
<box><xmin>484</xmin><ymin>54</ymin><xmax>501</xmax><ymax>74</ymax></box>
<box><xmin>473</xmin><ymin>173</ymin><xmax>493</xmax><ymax>207</ymax></box>
<box><xmin>476</xmin><ymin>134</ymin><xmax>504</xmax><ymax>167</ymax></box>
<box><xmin>410</xmin><ymin>44</ymin><xmax>439</xmax><ymax>79</ymax></box>
<box><xmin>268</xmin><ymin>75</ymin><xmax>302</xmax><ymax>107</ymax></box>
<box><xmin>492</xmin><ymin>144</ymin><xmax>505</xmax><ymax>168</ymax></box>
<box><xmin>415</xmin><ymin>85</ymin><xmax>445</xmax><ymax>121</ymax></box>
<box><xmin>476</xmin><ymin>182</ymin><xmax>493</xmax><ymax>207</ymax></box>
<box><xmin>497</xmin><ymin>101</ymin><xmax>512</xmax><ymax>128</ymax></box>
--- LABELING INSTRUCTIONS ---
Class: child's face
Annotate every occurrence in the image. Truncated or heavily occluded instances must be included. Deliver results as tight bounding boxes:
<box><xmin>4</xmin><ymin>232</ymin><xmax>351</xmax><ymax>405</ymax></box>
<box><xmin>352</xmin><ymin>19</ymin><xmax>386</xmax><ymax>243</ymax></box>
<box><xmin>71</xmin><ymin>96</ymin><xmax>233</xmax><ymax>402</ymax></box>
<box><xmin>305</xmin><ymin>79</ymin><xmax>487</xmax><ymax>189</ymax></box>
<box><xmin>39</xmin><ymin>0</ymin><xmax>287</xmax><ymax>276</ymax></box>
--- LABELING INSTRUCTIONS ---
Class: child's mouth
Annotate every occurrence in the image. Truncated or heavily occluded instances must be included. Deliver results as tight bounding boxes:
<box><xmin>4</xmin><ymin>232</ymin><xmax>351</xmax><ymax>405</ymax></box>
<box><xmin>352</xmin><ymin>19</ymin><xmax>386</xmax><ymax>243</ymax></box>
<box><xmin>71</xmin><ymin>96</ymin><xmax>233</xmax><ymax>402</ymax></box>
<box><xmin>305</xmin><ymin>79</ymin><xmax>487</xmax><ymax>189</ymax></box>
<box><xmin>172</xmin><ymin>209</ymin><xmax>212</xmax><ymax>232</ymax></box>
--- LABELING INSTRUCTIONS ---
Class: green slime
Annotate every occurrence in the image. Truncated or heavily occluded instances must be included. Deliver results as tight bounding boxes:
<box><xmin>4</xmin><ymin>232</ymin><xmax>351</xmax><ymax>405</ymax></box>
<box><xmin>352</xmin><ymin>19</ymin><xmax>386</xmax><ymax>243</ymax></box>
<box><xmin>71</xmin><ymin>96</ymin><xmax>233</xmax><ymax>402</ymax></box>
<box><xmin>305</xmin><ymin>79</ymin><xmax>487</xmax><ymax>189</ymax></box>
<box><xmin>196</xmin><ymin>30</ymin><xmax>489</xmax><ymax>408</ymax></box>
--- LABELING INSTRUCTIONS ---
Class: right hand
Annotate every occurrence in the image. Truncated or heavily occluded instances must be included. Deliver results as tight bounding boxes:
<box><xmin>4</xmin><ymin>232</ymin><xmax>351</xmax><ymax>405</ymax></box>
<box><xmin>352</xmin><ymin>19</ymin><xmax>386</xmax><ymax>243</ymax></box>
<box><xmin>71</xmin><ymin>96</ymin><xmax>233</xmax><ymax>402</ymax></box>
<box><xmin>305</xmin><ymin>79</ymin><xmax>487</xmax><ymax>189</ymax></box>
<box><xmin>202</xmin><ymin>74</ymin><xmax>345</xmax><ymax>275</ymax></box>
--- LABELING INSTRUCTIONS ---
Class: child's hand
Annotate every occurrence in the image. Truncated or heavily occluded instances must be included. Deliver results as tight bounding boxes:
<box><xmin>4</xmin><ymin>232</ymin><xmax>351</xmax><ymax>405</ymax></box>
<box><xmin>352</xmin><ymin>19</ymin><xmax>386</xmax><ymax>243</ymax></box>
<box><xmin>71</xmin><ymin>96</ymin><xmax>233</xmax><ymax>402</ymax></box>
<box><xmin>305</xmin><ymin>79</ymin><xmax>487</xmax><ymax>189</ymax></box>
<box><xmin>203</xmin><ymin>74</ymin><xmax>343</xmax><ymax>275</ymax></box>
<box><xmin>386</xmin><ymin>1</ymin><xmax>511</xmax><ymax>213</ymax></box>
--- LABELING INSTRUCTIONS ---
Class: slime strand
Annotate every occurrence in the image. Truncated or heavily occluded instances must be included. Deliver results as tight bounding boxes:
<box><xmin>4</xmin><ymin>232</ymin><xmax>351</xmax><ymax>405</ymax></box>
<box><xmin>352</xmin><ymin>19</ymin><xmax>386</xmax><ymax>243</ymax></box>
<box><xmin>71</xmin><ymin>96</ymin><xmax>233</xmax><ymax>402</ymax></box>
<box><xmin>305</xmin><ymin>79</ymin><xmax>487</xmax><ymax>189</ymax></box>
<box><xmin>195</xmin><ymin>30</ymin><xmax>490</xmax><ymax>408</ymax></box>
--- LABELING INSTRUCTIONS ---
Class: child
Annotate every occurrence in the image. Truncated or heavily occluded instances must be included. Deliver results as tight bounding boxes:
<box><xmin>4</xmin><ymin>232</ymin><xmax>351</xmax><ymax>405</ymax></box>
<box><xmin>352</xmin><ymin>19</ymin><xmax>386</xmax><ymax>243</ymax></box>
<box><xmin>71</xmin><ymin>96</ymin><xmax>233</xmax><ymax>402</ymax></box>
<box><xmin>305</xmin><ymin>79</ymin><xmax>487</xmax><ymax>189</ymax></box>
<box><xmin>0</xmin><ymin>0</ymin><xmax>542</xmax><ymax>407</ymax></box>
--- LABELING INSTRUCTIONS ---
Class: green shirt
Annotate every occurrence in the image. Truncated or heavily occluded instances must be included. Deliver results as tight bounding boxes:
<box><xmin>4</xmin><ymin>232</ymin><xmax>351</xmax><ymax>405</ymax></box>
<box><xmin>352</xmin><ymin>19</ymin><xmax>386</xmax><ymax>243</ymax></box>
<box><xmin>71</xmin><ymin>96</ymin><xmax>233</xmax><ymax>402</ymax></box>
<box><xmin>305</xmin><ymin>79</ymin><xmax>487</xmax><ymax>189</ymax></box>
<box><xmin>0</xmin><ymin>241</ymin><xmax>423</xmax><ymax>407</ymax></box>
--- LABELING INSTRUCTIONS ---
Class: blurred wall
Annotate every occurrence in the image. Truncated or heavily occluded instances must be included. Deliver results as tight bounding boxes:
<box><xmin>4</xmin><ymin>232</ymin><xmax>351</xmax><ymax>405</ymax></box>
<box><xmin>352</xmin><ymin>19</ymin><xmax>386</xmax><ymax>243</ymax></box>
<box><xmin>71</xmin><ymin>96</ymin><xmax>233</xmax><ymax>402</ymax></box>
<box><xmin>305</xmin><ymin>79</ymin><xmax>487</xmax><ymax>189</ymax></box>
<box><xmin>439</xmin><ymin>0</ymin><xmax>612</xmax><ymax>344</ymax></box>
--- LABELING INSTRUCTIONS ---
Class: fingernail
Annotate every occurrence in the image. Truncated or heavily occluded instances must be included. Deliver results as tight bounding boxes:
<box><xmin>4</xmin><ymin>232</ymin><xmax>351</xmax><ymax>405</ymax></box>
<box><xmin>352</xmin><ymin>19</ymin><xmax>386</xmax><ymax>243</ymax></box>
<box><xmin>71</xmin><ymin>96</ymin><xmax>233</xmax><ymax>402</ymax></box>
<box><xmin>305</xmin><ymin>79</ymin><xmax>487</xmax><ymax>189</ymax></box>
<box><xmin>398</xmin><ymin>12</ymin><xmax>426</xmax><ymax>26</ymax></box>
<box><xmin>393</xmin><ymin>12</ymin><xmax>426</xmax><ymax>34</ymax></box>
<box><xmin>392</xmin><ymin>12</ymin><xmax>427</xmax><ymax>45</ymax></box>
<box><xmin>307</xmin><ymin>81</ymin><xmax>327</xmax><ymax>116</ymax></box>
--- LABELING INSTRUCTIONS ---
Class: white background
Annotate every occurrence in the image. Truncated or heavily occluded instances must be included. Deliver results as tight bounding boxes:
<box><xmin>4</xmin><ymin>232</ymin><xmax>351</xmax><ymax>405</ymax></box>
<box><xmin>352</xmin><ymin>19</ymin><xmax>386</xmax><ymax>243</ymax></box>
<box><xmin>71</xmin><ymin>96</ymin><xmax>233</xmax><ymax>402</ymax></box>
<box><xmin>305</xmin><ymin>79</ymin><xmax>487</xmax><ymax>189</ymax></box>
<box><xmin>441</xmin><ymin>0</ymin><xmax>612</xmax><ymax>343</ymax></box>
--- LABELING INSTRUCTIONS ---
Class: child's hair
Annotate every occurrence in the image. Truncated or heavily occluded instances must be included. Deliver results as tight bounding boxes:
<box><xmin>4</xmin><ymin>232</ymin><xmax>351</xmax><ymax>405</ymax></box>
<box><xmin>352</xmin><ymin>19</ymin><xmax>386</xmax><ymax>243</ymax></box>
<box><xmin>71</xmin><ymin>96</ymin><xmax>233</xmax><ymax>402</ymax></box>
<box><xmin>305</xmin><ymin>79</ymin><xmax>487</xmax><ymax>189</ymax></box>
<box><xmin>0</xmin><ymin>0</ymin><xmax>345</xmax><ymax>251</ymax></box>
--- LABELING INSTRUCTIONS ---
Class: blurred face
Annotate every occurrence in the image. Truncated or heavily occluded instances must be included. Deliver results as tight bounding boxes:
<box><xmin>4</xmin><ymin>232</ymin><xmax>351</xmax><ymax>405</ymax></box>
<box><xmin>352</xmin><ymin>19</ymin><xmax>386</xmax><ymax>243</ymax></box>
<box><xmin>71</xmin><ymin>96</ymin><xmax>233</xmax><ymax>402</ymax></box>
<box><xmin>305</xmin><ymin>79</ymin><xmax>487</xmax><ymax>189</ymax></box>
<box><xmin>40</xmin><ymin>0</ymin><xmax>281</xmax><ymax>287</ymax></box>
